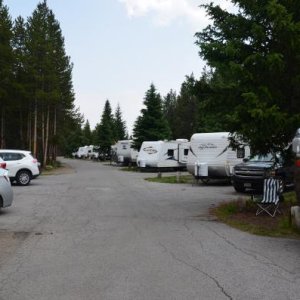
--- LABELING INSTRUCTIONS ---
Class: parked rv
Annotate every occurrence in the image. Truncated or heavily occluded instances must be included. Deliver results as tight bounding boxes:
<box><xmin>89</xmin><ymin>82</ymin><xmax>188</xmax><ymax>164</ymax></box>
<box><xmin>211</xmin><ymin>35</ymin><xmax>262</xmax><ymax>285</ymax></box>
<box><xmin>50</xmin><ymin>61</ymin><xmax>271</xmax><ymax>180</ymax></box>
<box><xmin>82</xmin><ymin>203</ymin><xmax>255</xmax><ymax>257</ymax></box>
<box><xmin>187</xmin><ymin>132</ymin><xmax>250</xmax><ymax>181</ymax></box>
<box><xmin>137</xmin><ymin>139</ymin><xmax>190</xmax><ymax>170</ymax></box>
<box><xmin>113</xmin><ymin>140</ymin><xmax>138</xmax><ymax>165</ymax></box>
<box><xmin>73</xmin><ymin>145</ymin><xmax>94</xmax><ymax>159</ymax></box>
<box><xmin>87</xmin><ymin>146</ymin><xmax>101</xmax><ymax>160</ymax></box>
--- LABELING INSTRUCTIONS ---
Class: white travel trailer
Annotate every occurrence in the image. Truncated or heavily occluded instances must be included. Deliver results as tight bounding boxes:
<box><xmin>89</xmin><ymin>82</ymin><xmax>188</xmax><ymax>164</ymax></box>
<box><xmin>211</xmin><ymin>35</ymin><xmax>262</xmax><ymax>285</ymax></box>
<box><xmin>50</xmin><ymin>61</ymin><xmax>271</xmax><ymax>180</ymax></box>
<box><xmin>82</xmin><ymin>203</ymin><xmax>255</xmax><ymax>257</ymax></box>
<box><xmin>73</xmin><ymin>145</ymin><xmax>94</xmax><ymax>159</ymax></box>
<box><xmin>137</xmin><ymin>139</ymin><xmax>190</xmax><ymax>169</ymax></box>
<box><xmin>114</xmin><ymin>140</ymin><xmax>139</xmax><ymax>165</ymax></box>
<box><xmin>87</xmin><ymin>145</ymin><xmax>101</xmax><ymax>160</ymax></box>
<box><xmin>187</xmin><ymin>132</ymin><xmax>250</xmax><ymax>180</ymax></box>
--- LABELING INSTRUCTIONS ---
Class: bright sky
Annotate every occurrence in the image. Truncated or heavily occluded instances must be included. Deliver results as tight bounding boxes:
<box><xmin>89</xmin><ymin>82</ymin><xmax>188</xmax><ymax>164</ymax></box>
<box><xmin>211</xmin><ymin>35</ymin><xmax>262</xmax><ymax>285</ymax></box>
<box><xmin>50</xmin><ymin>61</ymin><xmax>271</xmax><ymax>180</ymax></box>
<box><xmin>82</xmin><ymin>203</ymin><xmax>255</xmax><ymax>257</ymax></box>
<box><xmin>5</xmin><ymin>0</ymin><xmax>233</xmax><ymax>134</ymax></box>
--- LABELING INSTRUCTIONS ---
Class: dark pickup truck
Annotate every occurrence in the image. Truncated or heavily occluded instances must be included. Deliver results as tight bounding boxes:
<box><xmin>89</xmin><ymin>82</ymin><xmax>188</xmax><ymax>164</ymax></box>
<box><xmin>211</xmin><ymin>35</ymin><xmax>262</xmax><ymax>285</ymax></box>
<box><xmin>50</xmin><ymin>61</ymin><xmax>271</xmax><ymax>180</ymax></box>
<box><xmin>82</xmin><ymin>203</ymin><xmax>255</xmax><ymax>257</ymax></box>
<box><xmin>232</xmin><ymin>154</ymin><xmax>294</xmax><ymax>192</ymax></box>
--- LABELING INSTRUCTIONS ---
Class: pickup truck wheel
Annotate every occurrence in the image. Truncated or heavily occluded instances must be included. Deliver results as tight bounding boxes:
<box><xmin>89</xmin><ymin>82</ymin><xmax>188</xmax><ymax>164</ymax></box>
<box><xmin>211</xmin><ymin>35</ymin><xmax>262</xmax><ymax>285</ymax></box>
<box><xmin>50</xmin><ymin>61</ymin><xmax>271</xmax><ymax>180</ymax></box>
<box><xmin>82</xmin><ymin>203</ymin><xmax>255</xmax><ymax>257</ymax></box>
<box><xmin>233</xmin><ymin>183</ymin><xmax>245</xmax><ymax>193</ymax></box>
<box><xmin>16</xmin><ymin>170</ymin><xmax>31</xmax><ymax>186</ymax></box>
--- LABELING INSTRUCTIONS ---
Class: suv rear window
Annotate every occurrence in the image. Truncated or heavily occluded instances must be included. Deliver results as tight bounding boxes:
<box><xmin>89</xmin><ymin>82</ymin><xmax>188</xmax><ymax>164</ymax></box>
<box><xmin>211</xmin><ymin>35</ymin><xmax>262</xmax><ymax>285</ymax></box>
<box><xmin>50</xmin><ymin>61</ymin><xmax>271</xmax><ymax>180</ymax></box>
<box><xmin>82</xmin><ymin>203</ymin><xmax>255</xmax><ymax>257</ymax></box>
<box><xmin>0</xmin><ymin>153</ymin><xmax>25</xmax><ymax>161</ymax></box>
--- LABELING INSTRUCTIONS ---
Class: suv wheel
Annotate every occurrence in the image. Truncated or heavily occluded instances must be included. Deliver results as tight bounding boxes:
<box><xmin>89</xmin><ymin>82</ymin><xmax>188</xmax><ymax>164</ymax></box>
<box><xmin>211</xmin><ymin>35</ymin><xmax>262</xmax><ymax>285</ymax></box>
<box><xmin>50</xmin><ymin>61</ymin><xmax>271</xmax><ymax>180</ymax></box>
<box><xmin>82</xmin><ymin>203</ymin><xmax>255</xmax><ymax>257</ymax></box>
<box><xmin>233</xmin><ymin>182</ymin><xmax>245</xmax><ymax>193</ymax></box>
<box><xmin>16</xmin><ymin>170</ymin><xmax>31</xmax><ymax>186</ymax></box>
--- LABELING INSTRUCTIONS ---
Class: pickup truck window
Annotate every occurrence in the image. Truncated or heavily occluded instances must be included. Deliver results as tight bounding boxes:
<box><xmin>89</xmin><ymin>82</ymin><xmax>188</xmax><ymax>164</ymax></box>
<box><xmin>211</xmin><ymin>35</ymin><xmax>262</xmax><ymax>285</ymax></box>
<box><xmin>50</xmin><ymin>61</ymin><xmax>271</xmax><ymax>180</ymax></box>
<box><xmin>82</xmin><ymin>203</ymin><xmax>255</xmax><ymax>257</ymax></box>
<box><xmin>249</xmin><ymin>154</ymin><xmax>274</xmax><ymax>162</ymax></box>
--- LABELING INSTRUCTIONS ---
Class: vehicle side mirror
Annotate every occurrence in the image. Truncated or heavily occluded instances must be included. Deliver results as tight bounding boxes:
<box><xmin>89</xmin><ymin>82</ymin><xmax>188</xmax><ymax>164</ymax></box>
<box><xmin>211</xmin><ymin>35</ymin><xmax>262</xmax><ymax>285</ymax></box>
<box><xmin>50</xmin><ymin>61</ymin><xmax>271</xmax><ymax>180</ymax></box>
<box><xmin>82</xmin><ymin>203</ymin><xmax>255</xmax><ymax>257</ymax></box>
<box><xmin>243</xmin><ymin>158</ymin><xmax>249</xmax><ymax>163</ymax></box>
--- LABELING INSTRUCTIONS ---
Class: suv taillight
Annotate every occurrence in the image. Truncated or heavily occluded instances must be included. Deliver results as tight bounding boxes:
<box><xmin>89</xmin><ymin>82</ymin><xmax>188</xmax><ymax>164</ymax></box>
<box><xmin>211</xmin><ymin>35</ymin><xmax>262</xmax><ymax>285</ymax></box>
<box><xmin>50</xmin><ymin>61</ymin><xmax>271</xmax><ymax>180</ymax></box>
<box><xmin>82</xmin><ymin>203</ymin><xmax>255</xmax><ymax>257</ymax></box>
<box><xmin>0</xmin><ymin>162</ymin><xmax>6</xmax><ymax>169</ymax></box>
<box><xmin>33</xmin><ymin>159</ymin><xmax>37</xmax><ymax>163</ymax></box>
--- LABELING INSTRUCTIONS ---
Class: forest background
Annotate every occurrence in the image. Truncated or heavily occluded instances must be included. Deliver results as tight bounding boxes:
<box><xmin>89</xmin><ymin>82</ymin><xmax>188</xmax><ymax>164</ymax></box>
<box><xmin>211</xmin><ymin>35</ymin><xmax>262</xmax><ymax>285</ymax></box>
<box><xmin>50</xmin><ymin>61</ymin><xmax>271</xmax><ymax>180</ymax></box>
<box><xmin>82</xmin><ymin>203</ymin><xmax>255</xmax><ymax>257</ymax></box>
<box><xmin>1</xmin><ymin>0</ymin><xmax>299</xmax><ymax>166</ymax></box>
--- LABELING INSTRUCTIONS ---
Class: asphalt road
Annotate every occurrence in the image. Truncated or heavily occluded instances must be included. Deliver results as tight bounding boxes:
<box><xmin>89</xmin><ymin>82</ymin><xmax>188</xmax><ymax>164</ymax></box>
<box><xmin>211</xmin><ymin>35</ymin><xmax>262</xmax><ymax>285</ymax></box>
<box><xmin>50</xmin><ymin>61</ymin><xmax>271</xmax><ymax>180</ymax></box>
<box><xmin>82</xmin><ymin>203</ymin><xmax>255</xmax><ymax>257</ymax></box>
<box><xmin>0</xmin><ymin>158</ymin><xmax>299</xmax><ymax>300</ymax></box>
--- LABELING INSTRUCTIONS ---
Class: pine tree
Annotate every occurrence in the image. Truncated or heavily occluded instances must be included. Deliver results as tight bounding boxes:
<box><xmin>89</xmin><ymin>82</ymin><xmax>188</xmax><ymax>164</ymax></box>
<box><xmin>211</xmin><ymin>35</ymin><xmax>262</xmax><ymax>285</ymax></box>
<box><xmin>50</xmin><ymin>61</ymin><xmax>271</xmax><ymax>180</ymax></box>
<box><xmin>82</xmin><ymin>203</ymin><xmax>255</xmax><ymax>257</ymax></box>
<box><xmin>195</xmin><ymin>0</ymin><xmax>300</xmax><ymax>155</ymax></box>
<box><xmin>0</xmin><ymin>0</ymin><xmax>13</xmax><ymax>148</ymax></box>
<box><xmin>162</xmin><ymin>89</ymin><xmax>177</xmax><ymax>139</ymax></box>
<box><xmin>82</xmin><ymin>120</ymin><xmax>92</xmax><ymax>145</ymax></box>
<box><xmin>61</xmin><ymin>108</ymin><xmax>84</xmax><ymax>156</ymax></box>
<box><xmin>114</xmin><ymin>104</ymin><xmax>127</xmax><ymax>140</ymax></box>
<box><xmin>133</xmin><ymin>84</ymin><xmax>171</xmax><ymax>150</ymax></box>
<box><xmin>173</xmin><ymin>75</ymin><xmax>199</xmax><ymax>139</ymax></box>
<box><xmin>10</xmin><ymin>16</ymin><xmax>29</xmax><ymax>149</ymax></box>
<box><xmin>25</xmin><ymin>0</ymin><xmax>76</xmax><ymax>164</ymax></box>
<box><xmin>96</xmin><ymin>100</ymin><xmax>116</xmax><ymax>156</ymax></box>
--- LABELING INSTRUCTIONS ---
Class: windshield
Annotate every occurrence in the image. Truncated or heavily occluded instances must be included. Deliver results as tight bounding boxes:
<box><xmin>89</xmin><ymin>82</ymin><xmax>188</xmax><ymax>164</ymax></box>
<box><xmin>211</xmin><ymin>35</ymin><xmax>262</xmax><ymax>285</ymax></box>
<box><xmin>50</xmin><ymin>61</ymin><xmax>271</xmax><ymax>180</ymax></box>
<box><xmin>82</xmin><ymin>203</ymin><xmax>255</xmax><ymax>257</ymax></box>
<box><xmin>249</xmin><ymin>153</ymin><xmax>275</xmax><ymax>162</ymax></box>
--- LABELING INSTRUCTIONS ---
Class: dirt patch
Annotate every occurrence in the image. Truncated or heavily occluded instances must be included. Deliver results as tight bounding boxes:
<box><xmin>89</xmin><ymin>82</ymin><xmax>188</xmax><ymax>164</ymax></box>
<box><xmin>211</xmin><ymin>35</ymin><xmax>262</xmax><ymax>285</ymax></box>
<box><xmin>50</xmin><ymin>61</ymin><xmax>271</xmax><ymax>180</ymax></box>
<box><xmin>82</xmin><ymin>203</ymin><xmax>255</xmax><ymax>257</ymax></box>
<box><xmin>230</xmin><ymin>212</ymin><xmax>280</xmax><ymax>228</ymax></box>
<box><xmin>0</xmin><ymin>231</ymin><xmax>30</xmax><ymax>264</ymax></box>
<box><xmin>228</xmin><ymin>204</ymin><xmax>290</xmax><ymax>229</ymax></box>
<box><xmin>42</xmin><ymin>162</ymin><xmax>75</xmax><ymax>176</ymax></box>
<box><xmin>211</xmin><ymin>199</ymin><xmax>300</xmax><ymax>239</ymax></box>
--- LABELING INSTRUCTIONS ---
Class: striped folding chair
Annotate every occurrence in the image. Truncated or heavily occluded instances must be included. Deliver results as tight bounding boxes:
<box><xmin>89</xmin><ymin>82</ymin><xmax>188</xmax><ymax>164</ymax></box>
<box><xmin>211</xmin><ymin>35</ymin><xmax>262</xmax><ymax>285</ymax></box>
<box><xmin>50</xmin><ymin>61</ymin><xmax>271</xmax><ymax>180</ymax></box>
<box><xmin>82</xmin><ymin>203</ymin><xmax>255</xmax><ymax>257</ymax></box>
<box><xmin>252</xmin><ymin>178</ymin><xmax>283</xmax><ymax>217</ymax></box>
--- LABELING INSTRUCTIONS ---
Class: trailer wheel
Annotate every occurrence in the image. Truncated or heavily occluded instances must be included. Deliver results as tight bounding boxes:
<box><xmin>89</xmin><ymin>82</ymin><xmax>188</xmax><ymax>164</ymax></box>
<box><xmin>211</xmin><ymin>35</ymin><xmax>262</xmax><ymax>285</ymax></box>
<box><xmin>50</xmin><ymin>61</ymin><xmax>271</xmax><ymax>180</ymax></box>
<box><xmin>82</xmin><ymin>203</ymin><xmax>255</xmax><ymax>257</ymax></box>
<box><xmin>201</xmin><ymin>178</ymin><xmax>210</xmax><ymax>184</ymax></box>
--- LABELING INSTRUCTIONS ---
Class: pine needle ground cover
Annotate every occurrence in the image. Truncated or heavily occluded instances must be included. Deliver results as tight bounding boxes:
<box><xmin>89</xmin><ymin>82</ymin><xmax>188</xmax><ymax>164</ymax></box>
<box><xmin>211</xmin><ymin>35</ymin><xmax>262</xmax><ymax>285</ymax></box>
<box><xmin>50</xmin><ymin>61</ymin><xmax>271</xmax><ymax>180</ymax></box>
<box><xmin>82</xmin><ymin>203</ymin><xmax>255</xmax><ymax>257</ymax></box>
<box><xmin>212</xmin><ymin>192</ymin><xmax>300</xmax><ymax>239</ymax></box>
<box><xmin>143</xmin><ymin>174</ymin><xmax>299</xmax><ymax>238</ymax></box>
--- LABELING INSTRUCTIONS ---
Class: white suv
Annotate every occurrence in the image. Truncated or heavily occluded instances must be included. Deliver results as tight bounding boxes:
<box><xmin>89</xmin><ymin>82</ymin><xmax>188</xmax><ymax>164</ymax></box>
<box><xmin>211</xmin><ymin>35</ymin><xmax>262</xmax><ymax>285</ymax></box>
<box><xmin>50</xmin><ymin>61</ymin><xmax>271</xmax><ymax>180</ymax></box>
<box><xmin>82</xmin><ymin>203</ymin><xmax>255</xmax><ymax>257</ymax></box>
<box><xmin>0</xmin><ymin>150</ymin><xmax>40</xmax><ymax>186</ymax></box>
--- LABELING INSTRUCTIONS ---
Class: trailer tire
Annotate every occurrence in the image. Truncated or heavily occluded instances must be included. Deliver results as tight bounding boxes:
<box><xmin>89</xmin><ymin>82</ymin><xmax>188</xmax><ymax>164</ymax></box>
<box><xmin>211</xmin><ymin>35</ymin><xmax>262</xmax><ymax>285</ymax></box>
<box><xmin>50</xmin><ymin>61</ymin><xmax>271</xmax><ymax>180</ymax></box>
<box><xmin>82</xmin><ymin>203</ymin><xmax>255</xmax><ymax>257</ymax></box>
<box><xmin>201</xmin><ymin>178</ymin><xmax>210</xmax><ymax>184</ymax></box>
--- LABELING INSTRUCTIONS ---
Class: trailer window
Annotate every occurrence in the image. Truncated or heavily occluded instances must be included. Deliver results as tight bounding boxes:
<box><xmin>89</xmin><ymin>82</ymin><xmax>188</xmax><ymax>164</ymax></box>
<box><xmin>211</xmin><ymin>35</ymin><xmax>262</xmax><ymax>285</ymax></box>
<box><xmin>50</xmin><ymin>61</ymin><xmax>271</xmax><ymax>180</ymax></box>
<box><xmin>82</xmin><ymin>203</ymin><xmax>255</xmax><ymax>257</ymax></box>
<box><xmin>184</xmin><ymin>149</ymin><xmax>189</xmax><ymax>156</ymax></box>
<box><xmin>167</xmin><ymin>149</ymin><xmax>174</xmax><ymax>157</ymax></box>
<box><xmin>237</xmin><ymin>148</ymin><xmax>245</xmax><ymax>159</ymax></box>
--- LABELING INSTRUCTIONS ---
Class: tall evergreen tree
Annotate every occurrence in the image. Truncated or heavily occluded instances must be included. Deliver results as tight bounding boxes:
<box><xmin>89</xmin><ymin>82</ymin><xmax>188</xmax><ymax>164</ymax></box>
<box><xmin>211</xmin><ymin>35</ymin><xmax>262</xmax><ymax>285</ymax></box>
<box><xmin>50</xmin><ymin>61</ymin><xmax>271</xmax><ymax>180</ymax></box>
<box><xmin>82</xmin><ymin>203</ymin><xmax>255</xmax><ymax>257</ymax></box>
<box><xmin>195</xmin><ymin>0</ymin><xmax>300</xmax><ymax>155</ymax></box>
<box><xmin>82</xmin><ymin>120</ymin><xmax>92</xmax><ymax>145</ymax></box>
<box><xmin>25</xmin><ymin>0</ymin><xmax>76</xmax><ymax>164</ymax></box>
<box><xmin>0</xmin><ymin>0</ymin><xmax>13</xmax><ymax>148</ymax></box>
<box><xmin>173</xmin><ymin>75</ymin><xmax>199</xmax><ymax>140</ymax></box>
<box><xmin>10</xmin><ymin>16</ymin><xmax>29</xmax><ymax>149</ymax></box>
<box><xmin>133</xmin><ymin>84</ymin><xmax>170</xmax><ymax>149</ymax></box>
<box><xmin>196</xmin><ymin>70</ymin><xmax>227</xmax><ymax>133</ymax></box>
<box><xmin>162</xmin><ymin>89</ymin><xmax>177</xmax><ymax>139</ymax></box>
<box><xmin>0</xmin><ymin>0</ymin><xmax>79</xmax><ymax>161</ymax></box>
<box><xmin>61</xmin><ymin>107</ymin><xmax>84</xmax><ymax>156</ymax></box>
<box><xmin>96</xmin><ymin>100</ymin><xmax>116</xmax><ymax>155</ymax></box>
<box><xmin>114</xmin><ymin>104</ymin><xmax>127</xmax><ymax>140</ymax></box>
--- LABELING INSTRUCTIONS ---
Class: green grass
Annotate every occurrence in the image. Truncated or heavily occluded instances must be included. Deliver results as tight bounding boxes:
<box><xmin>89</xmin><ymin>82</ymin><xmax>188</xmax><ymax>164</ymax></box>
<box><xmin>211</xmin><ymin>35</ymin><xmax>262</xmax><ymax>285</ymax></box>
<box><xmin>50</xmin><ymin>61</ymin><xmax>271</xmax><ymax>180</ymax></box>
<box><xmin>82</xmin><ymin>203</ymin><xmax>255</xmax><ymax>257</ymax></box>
<box><xmin>145</xmin><ymin>175</ymin><xmax>194</xmax><ymax>184</ymax></box>
<box><xmin>42</xmin><ymin>160</ymin><xmax>62</xmax><ymax>171</ymax></box>
<box><xmin>213</xmin><ymin>193</ymin><xmax>300</xmax><ymax>239</ymax></box>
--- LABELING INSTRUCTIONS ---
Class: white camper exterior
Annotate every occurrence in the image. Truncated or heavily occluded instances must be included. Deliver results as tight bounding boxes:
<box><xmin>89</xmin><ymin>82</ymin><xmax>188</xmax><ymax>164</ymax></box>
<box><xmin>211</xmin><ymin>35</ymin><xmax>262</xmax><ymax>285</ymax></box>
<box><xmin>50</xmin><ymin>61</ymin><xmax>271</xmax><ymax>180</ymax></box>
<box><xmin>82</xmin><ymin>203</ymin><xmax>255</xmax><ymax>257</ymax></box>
<box><xmin>137</xmin><ymin>139</ymin><xmax>190</xmax><ymax>169</ymax></box>
<box><xmin>73</xmin><ymin>145</ymin><xmax>94</xmax><ymax>159</ymax></box>
<box><xmin>88</xmin><ymin>146</ymin><xmax>100</xmax><ymax>160</ymax></box>
<box><xmin>187</xmin><ymin>132</ymin><xmax>250</xmax><ymax>179</ymax></box>
<box><xmin>115</xmin><ymin>140</ymin><xmax>138</xmax><ymax>165</ymax></box>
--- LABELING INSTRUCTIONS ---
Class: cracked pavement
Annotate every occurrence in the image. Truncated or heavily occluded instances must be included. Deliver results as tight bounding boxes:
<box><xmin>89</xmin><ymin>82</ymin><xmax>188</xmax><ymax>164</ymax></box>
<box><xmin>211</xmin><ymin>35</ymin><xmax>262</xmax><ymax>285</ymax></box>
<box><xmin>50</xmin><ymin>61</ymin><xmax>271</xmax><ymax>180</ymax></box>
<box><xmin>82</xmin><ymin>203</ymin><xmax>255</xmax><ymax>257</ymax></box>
<box><xmin>0</xmin><ymin>158</ymin><xmax>299</xmax><ymax>300</ymax></box>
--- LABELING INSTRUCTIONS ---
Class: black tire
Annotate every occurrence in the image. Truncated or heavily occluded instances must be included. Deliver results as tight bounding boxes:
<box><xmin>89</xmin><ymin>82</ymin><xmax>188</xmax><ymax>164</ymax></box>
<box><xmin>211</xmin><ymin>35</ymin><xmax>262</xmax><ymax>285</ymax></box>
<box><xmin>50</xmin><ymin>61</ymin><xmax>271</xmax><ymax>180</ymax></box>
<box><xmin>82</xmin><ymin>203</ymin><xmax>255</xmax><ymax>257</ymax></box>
<box><xmin>201</xmin><ymin>178</ymin><xmax>210</xmax><ymax>184</ymax></box>
<box><xmin>233</xmin><ymin>182</ymin><xmax>245</xmax><ymax>193</ymax></box>
<box><xmin>16</xmin><ymin>170</ymin><xmax>31</xmax><ymax>186</ymax></box>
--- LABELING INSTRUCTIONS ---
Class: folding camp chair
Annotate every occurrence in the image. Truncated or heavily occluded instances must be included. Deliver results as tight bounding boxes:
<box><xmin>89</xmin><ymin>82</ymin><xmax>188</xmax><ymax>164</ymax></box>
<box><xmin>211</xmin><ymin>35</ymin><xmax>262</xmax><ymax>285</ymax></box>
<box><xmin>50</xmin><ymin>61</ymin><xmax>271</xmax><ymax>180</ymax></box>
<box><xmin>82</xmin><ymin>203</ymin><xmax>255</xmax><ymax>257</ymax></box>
<box><xmin>251</xmin><ymin>178</ymin><xmax>283</xmax><ymax>217</ymax></box>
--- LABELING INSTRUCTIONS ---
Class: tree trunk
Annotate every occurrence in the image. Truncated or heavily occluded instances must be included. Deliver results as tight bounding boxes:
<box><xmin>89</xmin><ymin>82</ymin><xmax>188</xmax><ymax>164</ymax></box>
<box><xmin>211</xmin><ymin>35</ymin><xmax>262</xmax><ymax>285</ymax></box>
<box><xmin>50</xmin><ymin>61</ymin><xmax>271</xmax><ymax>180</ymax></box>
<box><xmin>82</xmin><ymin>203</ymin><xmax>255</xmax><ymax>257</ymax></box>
<box><xmin>33</xmin><ymin>99</ymin><xmax>38</xmax><ymax>157</ymax></box>
<box><xmin>0</xmin><ymin>106</ymin><xmax>5</xmax><ymax>148</ymax></box>
<box><xmin>53</xmin><ymin>108</ymin><xmax>57</xmax><ymax>162</ymax></box>
<box><xmin>19</xmin><ymin>109</ymin><xmax>24</xmax><ymax>149</ymax></box>
<box><xmin>27</xmin><ymin>111</ymin><xmax>32</xmax><ymax>151</ymax></box>
<box><xmin>41</xmin><ymin>111</ymin><xmax>45</xmax><ymax>155</ymax></box>
<box><xmin>43</xmin><ymin>106</ymin><xmax>50</xmax><ymax>167</ymax></box>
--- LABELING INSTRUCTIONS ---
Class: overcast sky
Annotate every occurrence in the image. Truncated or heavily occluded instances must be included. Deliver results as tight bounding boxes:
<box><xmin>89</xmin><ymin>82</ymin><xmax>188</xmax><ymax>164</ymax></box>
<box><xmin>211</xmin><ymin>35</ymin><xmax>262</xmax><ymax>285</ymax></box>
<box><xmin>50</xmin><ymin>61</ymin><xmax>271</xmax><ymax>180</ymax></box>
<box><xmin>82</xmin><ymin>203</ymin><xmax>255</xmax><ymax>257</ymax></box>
<box><xmin>5</xmin><ymin>0</ymin><xmax>233</xmax><ymax>134</ymax></box>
